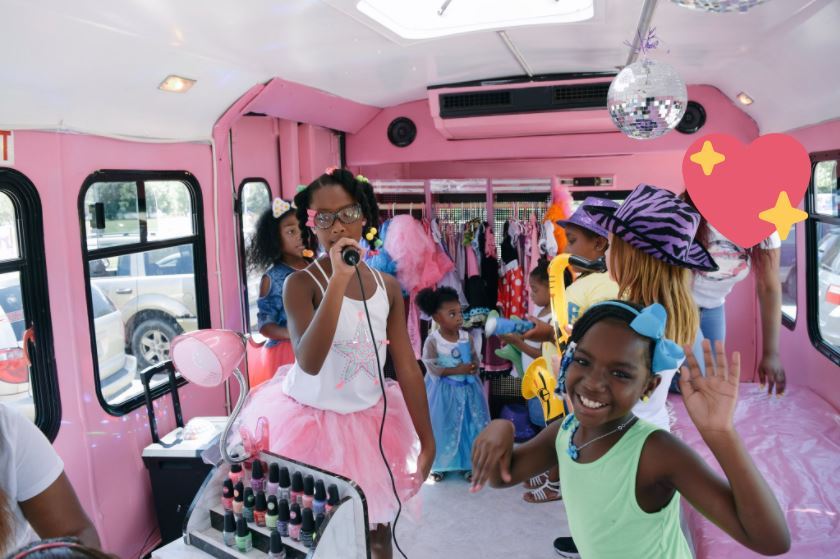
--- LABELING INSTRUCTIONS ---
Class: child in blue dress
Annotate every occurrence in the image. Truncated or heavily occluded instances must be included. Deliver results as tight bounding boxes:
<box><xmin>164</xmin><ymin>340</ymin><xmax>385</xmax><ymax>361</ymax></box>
<box><xmin>418</xmin><ymin>287</ymin><xmax>491</xmax><ymax>482</ymax></box>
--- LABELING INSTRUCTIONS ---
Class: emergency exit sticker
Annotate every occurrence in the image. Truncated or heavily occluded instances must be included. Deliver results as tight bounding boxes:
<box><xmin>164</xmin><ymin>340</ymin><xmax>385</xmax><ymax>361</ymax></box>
<box><xmin>0</xmin><ymin>130</ymin><xmax>13</xmax><ymax>166</ymax></box>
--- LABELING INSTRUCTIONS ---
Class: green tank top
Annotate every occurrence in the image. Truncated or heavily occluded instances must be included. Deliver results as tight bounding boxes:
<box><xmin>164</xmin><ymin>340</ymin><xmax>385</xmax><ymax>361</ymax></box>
<box><xmin>556</xmin><ymin>416</ymin><xmax>693</xmax><ymax>559</ymax></box>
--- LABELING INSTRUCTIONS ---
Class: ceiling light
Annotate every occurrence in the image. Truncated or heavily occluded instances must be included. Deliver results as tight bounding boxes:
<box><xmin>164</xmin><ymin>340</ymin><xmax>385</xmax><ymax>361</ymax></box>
<box><xmin>159</xmin><ymin>75</ymin><xmax>196</xmax><ymax>93</ymax></box>
<box><xmin>736</xmin><ymin>91</ymin><xmax>754</xmax><ymax>105</ymax></box>
<box><xmin>356</xmin><ymin>0</ymin><xmax>594</xmax><ymax>40</ymax></box>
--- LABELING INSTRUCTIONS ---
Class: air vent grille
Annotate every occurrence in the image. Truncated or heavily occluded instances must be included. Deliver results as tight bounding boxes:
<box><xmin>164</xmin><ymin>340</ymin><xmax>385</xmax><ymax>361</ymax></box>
<box><xmin>439</xmin><ymin>83</ymin><xmax>609</xmax><ymax>118</ymax></box>
<box><xmin>553</xmin><ymin>83</ymin><xmax>610</xmax><ymax>108</ymax></box>
<box><xmin>441</xmin><ymin>91</ymin><xmax>512</xmax><ymax>110</ymax></box>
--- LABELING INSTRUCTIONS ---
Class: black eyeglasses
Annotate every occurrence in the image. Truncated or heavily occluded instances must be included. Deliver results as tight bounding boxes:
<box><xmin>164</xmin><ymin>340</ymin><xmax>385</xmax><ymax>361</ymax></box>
<box><xmin>308</xmin><ymin>204</ymin><xmax>363</xmax><ymax>230</ymax></box>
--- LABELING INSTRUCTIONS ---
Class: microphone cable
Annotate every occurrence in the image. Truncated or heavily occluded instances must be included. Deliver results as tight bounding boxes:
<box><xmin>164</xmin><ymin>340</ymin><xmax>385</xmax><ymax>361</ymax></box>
<box><xmin>352</xmin><ymin>261</ymin><xmax>409</xmax><ymax>559</ymax></box>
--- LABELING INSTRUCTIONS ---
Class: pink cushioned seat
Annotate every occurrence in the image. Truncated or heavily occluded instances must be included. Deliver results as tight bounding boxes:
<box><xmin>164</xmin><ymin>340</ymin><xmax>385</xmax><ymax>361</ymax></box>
<box><xmin>668</xmin><ymin>388</ymin><xmax>840</xmax><ymax>558</ymax></box>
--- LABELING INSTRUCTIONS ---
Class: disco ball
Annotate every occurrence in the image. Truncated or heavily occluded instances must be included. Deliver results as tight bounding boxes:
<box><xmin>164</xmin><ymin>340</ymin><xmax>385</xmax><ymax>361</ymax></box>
<box><xmin>607</xmin><ymin>58</ymin><xmax>688</xmax><ymax>140</ymax></box>
<box><xmin>671</xmin><ymin>0</ymin><xmax>769</xmax><ymax>13</ymax></box>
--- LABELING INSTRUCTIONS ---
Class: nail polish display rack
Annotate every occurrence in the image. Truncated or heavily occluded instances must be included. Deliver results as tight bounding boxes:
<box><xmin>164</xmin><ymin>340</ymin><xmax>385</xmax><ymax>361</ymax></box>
<box><xmin>183</xmin><ymin>451</ymin><xmax>371</xmax><ymax>558</ymax></box>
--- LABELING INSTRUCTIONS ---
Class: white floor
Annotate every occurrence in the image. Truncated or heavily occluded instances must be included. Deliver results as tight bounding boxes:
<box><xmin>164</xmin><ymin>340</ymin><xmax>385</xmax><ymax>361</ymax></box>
<box><xmin>397</xmin><ymin>475</ymin><xmax>570</xmax><ymax>559</ymax></box>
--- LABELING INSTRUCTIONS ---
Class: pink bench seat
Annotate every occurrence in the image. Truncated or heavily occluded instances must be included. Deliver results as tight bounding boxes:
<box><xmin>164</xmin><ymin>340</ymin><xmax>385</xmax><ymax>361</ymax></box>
<box><xmin>668</xmin><ymin>388</ymin><xmax>840</xmax><ymax>558</ymax></box>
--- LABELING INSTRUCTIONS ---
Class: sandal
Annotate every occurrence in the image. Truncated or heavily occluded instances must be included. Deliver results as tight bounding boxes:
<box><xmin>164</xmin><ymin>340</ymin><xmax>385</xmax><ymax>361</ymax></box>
<box><xmin>523</xmin><ymin>480</ymin><xmax>562</xmax><ymax>504</ymax></box>
<box><xmin>523</xmin><ymin>472</ymin><xmax>548</xmax><ymax>489</ymax></box>
<box><xmin>429</xmin><ymin>472</ymin><xmax>445</xmax><ymax>482</ymax></box>
<box><xmin>464</xmin><ymin>471</ymin><xmax>473</xmax><ymax>482</ymax></box>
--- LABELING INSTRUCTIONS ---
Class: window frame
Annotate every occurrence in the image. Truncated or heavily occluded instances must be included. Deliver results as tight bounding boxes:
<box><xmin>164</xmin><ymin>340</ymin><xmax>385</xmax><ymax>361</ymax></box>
<box><xmin>0</xmin><ymin>169</ymin><xmax>60</xmax><ymax>440</ymax></box>
<box><xmin>780</xmin><ymin>225</ymin><xmax>797</xmax><ymax>330</ymax></box>
<box><xmin>806</xmin><ymin>151</ymin><xmax>840</xmax><ymax>366</ymax></box>
<box><xmin>236</xmin><ymin>178</ymin><xmax>272</xmax><ymax>334</ymax></box>
<box><xmin>77</xmin><ymin>170</ymin><xmax>211</xmax><ymax>416</ymax></box>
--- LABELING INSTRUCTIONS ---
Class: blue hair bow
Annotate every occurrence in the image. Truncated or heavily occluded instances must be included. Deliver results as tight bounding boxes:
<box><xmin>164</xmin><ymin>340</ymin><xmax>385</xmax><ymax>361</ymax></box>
<box><xmin>626</xmin><ymin>303</ymin><xmax>685</xmax><ymax>373</ymax></box>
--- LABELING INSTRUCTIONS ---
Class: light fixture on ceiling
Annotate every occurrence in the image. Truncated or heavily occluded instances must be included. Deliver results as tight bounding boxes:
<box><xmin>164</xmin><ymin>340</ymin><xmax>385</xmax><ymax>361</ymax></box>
<box><xmin>356</xmin><ymin>0</ymin><xmax>594</xmax><ymax>40</ymax></box>
<box><xmin>158</xmin><ymin>75</ymin><xmax>196</xmax><ymax>93</ymax></box>
<box><xmin>736</xmin><ymin>91</ymin><xmax>754</xmax><ymax>105</ymax></box>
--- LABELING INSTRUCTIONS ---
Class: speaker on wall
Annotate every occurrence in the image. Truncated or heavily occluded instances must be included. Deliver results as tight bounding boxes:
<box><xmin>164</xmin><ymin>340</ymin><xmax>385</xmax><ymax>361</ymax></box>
<box><xmin>387</xmin><ymin>117</ymin><xmax>417</xmax><ymax>147</ymax></box>
<box><xmin>676</xmin><ymin>101</ymin><xmax>706</xmax><ymax>134</ymax></box>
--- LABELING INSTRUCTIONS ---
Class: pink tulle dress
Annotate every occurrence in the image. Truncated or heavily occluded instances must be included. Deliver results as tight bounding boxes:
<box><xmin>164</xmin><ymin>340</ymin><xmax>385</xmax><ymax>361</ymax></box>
<box><xmin>236</xmin><ymin>260</ymin><xmax>422</xmax><ymax>526</ymax></box>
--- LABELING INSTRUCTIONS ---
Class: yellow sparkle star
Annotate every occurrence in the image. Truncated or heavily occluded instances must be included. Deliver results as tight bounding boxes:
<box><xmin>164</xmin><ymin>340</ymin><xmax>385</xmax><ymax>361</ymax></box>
<box><xmin>690</xmin><ymin>141</ymin><xmax>726</xmax><ymax>176</ymax></box>
<box><xmin>758</xmin><ymin>191</ymin><xmax>807</xmax><ymax>241</ymax></box>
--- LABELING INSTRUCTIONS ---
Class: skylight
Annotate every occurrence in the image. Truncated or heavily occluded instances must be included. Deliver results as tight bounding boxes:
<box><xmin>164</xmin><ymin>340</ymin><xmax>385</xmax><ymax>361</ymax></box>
<box><xmin>356</xmin><ymin>0</ymin><xmax>594</xmax><ymax>40</ymax></box>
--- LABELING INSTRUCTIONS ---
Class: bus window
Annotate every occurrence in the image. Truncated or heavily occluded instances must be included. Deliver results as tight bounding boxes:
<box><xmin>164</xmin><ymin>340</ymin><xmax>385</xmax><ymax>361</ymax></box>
<box><xmin>80</xmin><ymin>171</ymin><xmax>210</xmax><ymax>415</ymax></box>
<box><xmin>780</xmin><ymin>224</ymin><xmax>797</xmax><ymax>325</ymax></box>
<box><xmin>0</xmin><ymin>171</ymin><xmax>59</xmax><ymax>439</ymax></box>
<box><xmin>238</xmin><ymin>180</ymin><xmax>271</xmax><ymax>337</ymax></box>
<box><xmin>809</xmin><ymin>158</ymin><xmax>840</xmax><ymax>360</ymax></box>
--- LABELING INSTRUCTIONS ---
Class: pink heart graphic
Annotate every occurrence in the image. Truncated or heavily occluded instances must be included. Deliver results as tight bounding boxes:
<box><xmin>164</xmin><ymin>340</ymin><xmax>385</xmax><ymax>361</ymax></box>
<box><xmin>682</xmin><ymin>133</ymin><xmax>811</xmax><ymax>248</ymax></box>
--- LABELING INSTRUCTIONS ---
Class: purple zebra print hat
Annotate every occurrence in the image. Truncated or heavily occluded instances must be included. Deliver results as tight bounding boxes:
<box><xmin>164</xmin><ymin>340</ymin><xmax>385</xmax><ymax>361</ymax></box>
<box><xmin>584</xmin><ymin>184</ymin><xmax>718</xmax><ymax>272</ymax></box>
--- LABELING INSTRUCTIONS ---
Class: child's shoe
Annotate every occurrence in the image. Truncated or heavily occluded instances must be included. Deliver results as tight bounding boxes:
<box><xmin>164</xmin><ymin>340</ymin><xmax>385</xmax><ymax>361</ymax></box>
<box><xmin>524</xmin><ymin>480</ymin><xmax>562</xmax><ymax>504</ymax></box>
<box><xmin>553</xmin><ymin>537</ymin><xmax>580</xmax><ymax>558</ymax></box>
<box><xmin>429</xmin><ymin>472</ymin><xmax>445</xmax><ymax>482</ymax></box>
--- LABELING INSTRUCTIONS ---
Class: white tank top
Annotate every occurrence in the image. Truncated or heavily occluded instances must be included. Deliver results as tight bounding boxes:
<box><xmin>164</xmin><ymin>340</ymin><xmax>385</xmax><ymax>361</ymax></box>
<box><xmin>282</xmin><ymin>260</ymin><xmax>390</xmax><ymax>414</ymax></box>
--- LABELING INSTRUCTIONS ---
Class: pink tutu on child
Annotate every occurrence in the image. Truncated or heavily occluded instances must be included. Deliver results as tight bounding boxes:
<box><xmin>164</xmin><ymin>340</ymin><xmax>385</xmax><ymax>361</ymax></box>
<box><xmin>236</xmin><ymin>365</ymin><xmax>423</xmax><ymax>526</ymax></box>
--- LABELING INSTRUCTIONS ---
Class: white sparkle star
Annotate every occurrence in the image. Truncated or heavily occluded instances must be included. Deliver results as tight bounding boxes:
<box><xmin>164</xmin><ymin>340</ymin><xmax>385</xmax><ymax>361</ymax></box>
<box><xmin>332</xmin><ymin>321</ymin><xmax>382</xmax><ymax>388</ymax></box>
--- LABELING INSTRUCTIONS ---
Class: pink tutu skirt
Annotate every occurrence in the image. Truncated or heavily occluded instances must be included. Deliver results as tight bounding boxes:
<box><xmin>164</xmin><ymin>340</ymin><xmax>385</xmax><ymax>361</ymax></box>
<box><xmin>236</xmin><ymin>366</ymin><xmax>422</xmax><ymax>526</ymax></box>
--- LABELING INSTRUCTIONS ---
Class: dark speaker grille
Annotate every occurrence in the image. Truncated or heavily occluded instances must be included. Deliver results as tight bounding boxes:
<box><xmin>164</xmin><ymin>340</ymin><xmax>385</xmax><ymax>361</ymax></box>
<box><xmin>553</xmin><ymin>83</ymin><xmax>610</xmax><ymax>108</ymax></box>
<box><xmin>441</xmin><ymin>91</ymin><xmax>512</xmax><ymax>110</ymax></box>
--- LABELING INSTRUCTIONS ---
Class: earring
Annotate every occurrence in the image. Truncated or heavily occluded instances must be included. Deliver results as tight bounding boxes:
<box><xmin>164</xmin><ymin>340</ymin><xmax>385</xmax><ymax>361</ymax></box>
<box><xmin>641</xmin><ymin>394</ymin><xmax>650</xmax><ymax>403</ymax></box>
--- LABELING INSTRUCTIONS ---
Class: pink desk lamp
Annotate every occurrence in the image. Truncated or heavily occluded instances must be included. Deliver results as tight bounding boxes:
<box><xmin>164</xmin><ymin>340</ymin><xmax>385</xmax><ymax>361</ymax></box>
<box><xmin>170</xmin><ymin>329</ymin><xmax>250</xmax><ymax>465</ymax></box>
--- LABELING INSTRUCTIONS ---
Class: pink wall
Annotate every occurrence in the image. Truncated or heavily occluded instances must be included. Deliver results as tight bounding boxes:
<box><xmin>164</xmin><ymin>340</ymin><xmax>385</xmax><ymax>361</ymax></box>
<box><xmin>9</xmin><ymin>130</ymin><xmax>228</xmax><ymax>558</ymax></box>
<box><xmin>780</xmin><ymin>119</ymin><xmax>840</xmax><ymax>408</ymax></box>
<box><xmin>232</xmin><ymin>116</ymin><xmax>281</xmax><ymax>197</ymax></box>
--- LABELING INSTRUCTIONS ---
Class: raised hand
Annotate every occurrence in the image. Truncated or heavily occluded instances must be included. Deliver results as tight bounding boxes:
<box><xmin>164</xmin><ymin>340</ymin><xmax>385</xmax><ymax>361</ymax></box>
<box><xmin>678</xmin><ymin>340</ymin><xmax>740</xmax><ymax>435</ymax></box>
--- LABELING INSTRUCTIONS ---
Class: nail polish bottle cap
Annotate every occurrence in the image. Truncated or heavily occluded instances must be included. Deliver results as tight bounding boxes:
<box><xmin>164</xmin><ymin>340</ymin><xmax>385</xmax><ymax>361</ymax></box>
<box><xmin>270</xmin><ymin>529</ymin><xmax>283</xmax><ymax>554</ymax></box>
<box><xmin>303</xmin><ymin>475</ymin><xmax>315</xmax><ymax>496</ymax></box>
<box><xmin>269</xmin><ymin>463</ymin><xmax>280</xmax><ymax>484</ymax></box>
<box><xmin>230</xmin><ymin>463</ymin><xmax>242</xmax><ymax>475</ymax></box>
<box><xmin>278</xmin><ymin>499</ymin><xmax>290</xmax><ymax>521</ymax></box>
<box><xmin>327</xmin><ymin>484</ymin><xmax>340</xmax><ymax>505</ymax></box>
<box><xmin>252</xmin><ymin>459</ymin><xmax>264</xmax><ymax>480</ymax></box>
<box><xmin>267</xmin><ymin>494</ymin><xmax>278</xmax><ymax>514</ymax></box>
<box><xmin>290</xmin><ymin>503</ymin><xmax>302</xmax><ymax>526</ymax></box>
<box><xmin>222</xmin><ymin>479</ymin><xmax>234</xmax><ymax>498</ymax></box>
<box><xmin>315</xmin><ymin>513</ymin><xmax>325</xmax><ymax>532</ymax></box>
<box><xmin>244</xmin><ymin>488</ymin><xmax>255</xmax><ymax>508</ymax></box>
<box><xmin>291</xmin><ymin>471</ymin><xmax>304</xmax><ymax>492</ymax></box>
<box><xmin>301</xmin><ymin>508</ymin><xmax>315</xmax><ymax>532</ymax></box>
<box><xmin>279</xmin><ymin>466</ymin><xmax>291</xmax><ymax>488</ymax></box>
<box><xmin>255</xmin><ymin>491</ymin><xmax>267</xmax><ymax>511</ymax></box>
<box><xmin>314</xmin><ymin>480</ymin><xmax>326</xmax><ymax>501</ymax></box>
<box><xmin>234</xmin><ymin>482</ymin><xmax>245</xmax><ymax>503</ymax></box>
<box><xmin>236</xmin><ymin>516</ymin><xmax>249</xmax><ymax>537</ymax></box>
<box><xmin>224</xmin><ymin>510</ymin><xmax>236</xmax><ymax>532</ymax></box>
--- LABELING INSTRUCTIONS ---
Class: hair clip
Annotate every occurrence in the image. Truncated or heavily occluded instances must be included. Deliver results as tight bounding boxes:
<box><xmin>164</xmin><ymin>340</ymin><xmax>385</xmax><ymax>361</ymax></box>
<box><xmin>272</xmin><ymin>198</ymin><xmax>293</xmax><ymax>218</ymax></box>
<box><xmin>355</xmin><ymin>174</ymin><xmax>370</xmax><ymax>184</ymax></box>
<box><xmin>374</xmin><ymin>238</ymin><xmax>384</xmax><ymax>248</ymax></box>
<box><xmin>301</xmin><ymin>249</ymin><xmax>314</xmax><ymax>259</ymax></box>
<box><xmin>306</xmin><ymin>209</ymin><xmax>317</xmax><ymax>227</ymax></box>
<box><xmin>365</xmin><ymin>227</ymin><xmax>378</xmax><ymax>241</ymax></box>
<box><xmin>325</xmin><ymin>166</ymin><xmax>337</xmax><ymax>175</ymax></box>
<box><xmin>296</xmin><ymin>184</ymin><xmax>307</xmax><ymax>193</ymax></box>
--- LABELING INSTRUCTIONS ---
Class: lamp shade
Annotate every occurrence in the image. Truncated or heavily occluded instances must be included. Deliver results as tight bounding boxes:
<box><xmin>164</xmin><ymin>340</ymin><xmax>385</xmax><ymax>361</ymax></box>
<box><xmin>170</xmin><ymin>329</ymin><xmax>245</xmax><ymax>387</ymax></box>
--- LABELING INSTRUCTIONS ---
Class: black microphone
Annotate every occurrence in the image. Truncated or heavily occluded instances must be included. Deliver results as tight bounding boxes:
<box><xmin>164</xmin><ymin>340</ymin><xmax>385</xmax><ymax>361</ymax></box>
<box><xmin>341</xmin><ymin>246</ymin><xmax>360</xmax><ymax>267</ymax></box>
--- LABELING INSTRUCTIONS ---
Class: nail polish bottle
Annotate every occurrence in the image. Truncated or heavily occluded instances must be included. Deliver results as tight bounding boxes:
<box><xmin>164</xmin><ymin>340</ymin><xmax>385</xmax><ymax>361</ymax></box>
<box><xmin>290</xmin><ymin>472</ymin><xmax>304</xmax><ymax>506</ymax></box>
<box><xmin>266</xmin><ymin>494</ymin><xmax>279</xmax><ymax>530</ymax></box>
<box><xmin>288</xmin><ymin>503</ymin><xmax>302</xmax><ymax>541</ymax></box>
<box><xmin>235</xmin><ymin>516</ymin><xmax>252</xmax><ymax>552</ymax></box>
<box><xmin>313</xmin><ymin>513</ymin><xmax>325</xmax><ymax>550</ymax></box>
<box><xmin>254</xmin><ymin>491</ymin><xmax>267</xmax><ymax>527</ymax></box>
<box><xmin>302</xmin><ymin>475</ymin><xmax>315</xmax><ymax>510</ymax></box>
<box><xmin>232</xmin><ymin>481</ymin><xmax>245</xmax><ymax>517</ymax></box>
<box><xmin>278</xmin><ymin>467</ymin><xmax>291</xmax><ymax>502</ymax></box>
<box><xmin>222</xmin><ymin>510</ymin><xmax>236</xmax><ymax>547</ymax></box>
<box><xmin>267</xmin><ymin>463</ymin><xmax>280</xmax><ymax>496</ymax></box>
<box><xmin>221</xmin><ymin>479</ymin><xmax>234</xmax><ymax>511</ymax></box>
<box><xmin>277</xmin><ymin>499</ymin><xmax>290</xmax><ymax>537</ymax></box>
<box><xmin>313</xmin><ymin>480</ymin><xmax>327</xmax><ymax>516</ymax></box>
<box><xmin>229</xmin><ymin>463</ymin><xmax>244</xmax><ymax>486</ymax></box>
<box><xmin>325</xmin><ymin>484</ymin><xmax>340</xmax><ymax>513</ymax></box>
<box><xmin>251</xmin><ymin>459</ymin><xmax>265</xmax><ymax>494</ymax></box>
<box><xmin>300</xmin><ymin>508</ymin><xmax>315</xmax><ymax>548</ymax></box>
<box><xmin>243</xmin><ymin>488</ymin><xmax>255</xmax><ymax>523</ymax></box>
<box><xmin>268</xmin><ymin>529</ymin><xmax>287</xmax><ymax>559</ymax></box>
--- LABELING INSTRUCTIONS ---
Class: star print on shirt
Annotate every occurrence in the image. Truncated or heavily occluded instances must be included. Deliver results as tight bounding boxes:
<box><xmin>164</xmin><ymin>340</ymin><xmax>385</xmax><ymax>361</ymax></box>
<box><xmin>332</xmin><ymin>320</ymin><xmax>382</xmax><ymax>389</ymax></box>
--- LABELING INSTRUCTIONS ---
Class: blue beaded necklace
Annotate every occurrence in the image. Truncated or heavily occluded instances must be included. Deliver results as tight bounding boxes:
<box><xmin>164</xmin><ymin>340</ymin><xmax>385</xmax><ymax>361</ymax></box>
<box><xmin>566</xmin><ymin>414</ymin><xmax>638</xmax><ymax>461</ymax></box>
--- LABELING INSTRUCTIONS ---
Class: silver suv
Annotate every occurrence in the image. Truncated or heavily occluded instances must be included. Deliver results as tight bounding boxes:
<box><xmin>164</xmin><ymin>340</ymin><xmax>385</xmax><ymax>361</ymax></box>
<box><xmin>89</xmin><ymin>244</ymin><xmax>197</xmax><ymax>370</ymax></box>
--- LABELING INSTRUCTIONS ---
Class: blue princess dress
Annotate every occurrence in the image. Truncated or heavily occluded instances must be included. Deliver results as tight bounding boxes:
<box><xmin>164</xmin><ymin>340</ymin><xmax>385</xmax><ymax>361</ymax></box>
<box><xmin>421</xmin><ymin>330</ymin><xmax>491</xmax><ymax>472</ymax></box>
